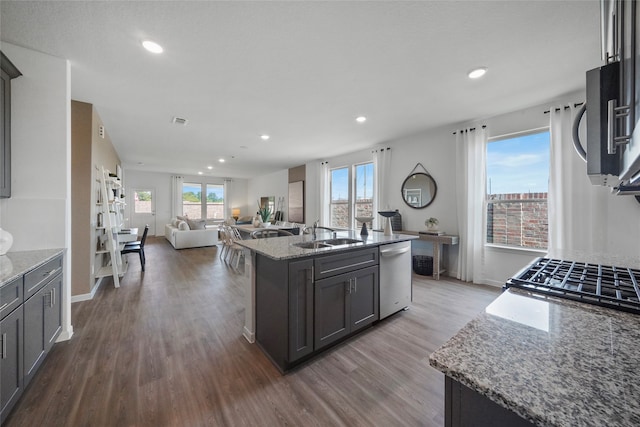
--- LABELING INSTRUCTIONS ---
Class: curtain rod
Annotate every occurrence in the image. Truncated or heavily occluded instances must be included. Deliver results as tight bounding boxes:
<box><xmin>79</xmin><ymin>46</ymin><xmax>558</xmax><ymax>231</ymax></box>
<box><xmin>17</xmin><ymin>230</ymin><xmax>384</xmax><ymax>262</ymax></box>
<box><xmin>543</xmin><ymin>102</ymin><xmax>584</xmax><ymax>114</ymax></box>
<box><xmin>452</xmin><ymin>125</ymin><xmax>486</xmax><ymax>135</ymax></box>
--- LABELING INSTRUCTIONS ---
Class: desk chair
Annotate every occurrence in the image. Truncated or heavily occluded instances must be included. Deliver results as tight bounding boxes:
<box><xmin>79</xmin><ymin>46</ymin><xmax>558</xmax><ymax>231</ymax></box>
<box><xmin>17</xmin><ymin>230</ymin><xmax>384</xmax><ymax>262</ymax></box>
<box><xmin>121</xmin><ymin>224</ymin><xmax>149</xmax><ymax>271</ymax></box>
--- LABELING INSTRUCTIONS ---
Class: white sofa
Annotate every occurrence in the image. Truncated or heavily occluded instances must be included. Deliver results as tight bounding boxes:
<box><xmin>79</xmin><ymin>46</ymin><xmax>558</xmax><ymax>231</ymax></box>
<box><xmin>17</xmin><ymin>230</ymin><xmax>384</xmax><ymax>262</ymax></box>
<box><xmin>164</xmin><ymin>221</ymin><xmax>218</xmax><ymax>249</ymax></box>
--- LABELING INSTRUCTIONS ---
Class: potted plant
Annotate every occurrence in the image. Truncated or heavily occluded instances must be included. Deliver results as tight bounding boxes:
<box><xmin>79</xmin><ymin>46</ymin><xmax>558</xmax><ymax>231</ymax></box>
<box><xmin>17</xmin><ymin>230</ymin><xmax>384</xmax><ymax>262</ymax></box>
<box><xmin>257</xmin><ymin>201</ymin><xmax>272</xmax><ymax>227</ymax></box>
<box><xmin>425</xmin><ymin>217</ymin><xmax>439</xmax><ymax>231</ymax></box>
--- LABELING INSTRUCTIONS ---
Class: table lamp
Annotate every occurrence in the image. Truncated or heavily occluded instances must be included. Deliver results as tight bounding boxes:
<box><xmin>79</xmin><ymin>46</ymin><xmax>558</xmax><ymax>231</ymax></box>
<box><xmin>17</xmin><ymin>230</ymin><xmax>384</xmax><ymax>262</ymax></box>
<box><xmin>232</xmin><ymin>208</ymin><xmax>240</xmax><ymax>222</ymax></box>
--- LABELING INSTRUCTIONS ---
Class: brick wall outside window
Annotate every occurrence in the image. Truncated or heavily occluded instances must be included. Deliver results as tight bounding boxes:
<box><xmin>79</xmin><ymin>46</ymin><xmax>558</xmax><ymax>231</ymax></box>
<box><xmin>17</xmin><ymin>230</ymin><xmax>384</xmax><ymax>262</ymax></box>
<box><xmin>486</xmin><ymin>192</ymin><xmax>548</xmax><ymax>249</ymax></box>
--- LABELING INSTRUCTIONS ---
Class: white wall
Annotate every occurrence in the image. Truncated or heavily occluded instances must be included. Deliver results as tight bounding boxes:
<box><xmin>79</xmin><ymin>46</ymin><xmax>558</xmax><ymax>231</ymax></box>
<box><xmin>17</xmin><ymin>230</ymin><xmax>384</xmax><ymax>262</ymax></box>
<box><xmin>123</xmin><ymin>169</ymin><xmax>248</xmax><ymax>235</ymax></box>
<box><xmin>0</xmin><ymin>42</ymin><xmax>73</xmax><ymax>339</ymax></box>
<box><xmin>247</xmin><ymin>169</ymin><xmax>288</xmax><ymax>220</ymax></box>
<box><xmin>285</xmin><ymin>90</ymin><xmax>640</xmax><ymax>286</ymax></box>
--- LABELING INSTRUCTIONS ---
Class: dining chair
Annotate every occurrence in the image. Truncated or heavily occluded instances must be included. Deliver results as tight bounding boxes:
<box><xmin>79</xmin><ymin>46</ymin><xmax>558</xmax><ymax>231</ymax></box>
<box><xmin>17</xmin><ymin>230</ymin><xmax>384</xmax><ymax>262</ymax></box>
<box><xmin>121</xmin><ymin>224</ymin><xmax>149</xmax><ymax>271</ymax></box>
<box><xmin>222</xmin><ymin>225</ymin><xmax>244</xmax><ymax>270</ymax></box>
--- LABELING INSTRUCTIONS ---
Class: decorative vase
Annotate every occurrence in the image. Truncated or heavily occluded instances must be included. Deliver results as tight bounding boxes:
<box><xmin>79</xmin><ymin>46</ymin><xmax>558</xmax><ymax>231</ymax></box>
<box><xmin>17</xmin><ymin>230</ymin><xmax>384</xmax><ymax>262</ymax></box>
<box><xmin>0</xmin><ymin>228</ymin><xmax>14</xmax><ymax>255</ymax></box>
<box><xmin>261</xmin><ymin>222</ymin><xmax>271</xmax><ymax>228</ymax></box>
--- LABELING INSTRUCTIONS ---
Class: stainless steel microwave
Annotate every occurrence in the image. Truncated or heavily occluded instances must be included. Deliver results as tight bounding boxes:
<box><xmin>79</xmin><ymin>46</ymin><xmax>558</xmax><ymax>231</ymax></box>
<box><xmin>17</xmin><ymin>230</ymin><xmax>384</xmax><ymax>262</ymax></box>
<box><xmin>576</xmin><ymin>0</ymin><xmax>640</xmax><ymax>195</ymax></box>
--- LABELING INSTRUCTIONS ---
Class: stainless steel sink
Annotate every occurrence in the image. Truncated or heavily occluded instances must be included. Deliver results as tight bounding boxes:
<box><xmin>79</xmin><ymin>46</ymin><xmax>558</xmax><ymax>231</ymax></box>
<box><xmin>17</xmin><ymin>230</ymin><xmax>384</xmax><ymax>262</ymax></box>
<box><xmin>321</xmin><ymin>238</ymin><xmax>363</xmax><ymax>246</ymax></box>
<box><xmin>292</xmin><ymin>241</ymin><xmax>333</xmax><ymax>249</ymax></box>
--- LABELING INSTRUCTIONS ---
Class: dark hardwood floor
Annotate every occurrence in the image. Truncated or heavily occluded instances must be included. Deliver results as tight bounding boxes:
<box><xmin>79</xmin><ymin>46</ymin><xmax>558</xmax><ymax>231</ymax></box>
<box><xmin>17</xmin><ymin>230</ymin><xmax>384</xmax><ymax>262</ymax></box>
<box><xmin>4</xmin><ymin>237</ymin><xmax>500</xmax><ymax>427</ymax></box>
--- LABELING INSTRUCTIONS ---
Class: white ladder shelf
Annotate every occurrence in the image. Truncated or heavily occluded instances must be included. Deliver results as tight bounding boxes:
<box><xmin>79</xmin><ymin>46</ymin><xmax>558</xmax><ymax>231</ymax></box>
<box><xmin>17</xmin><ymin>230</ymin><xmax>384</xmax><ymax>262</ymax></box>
<box><xmin>95</xmin><ymin>166</ymin><xmax>127</xmax><ymax>287</ymax></box>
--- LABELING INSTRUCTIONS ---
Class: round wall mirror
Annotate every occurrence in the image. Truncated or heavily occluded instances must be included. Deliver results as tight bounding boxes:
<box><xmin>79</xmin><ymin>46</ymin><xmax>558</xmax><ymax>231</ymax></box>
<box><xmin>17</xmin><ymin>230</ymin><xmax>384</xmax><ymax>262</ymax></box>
<box><xmin>401</xmin><ymin>172</ymin><xmax>437</xmax><ymax>209</ymax></box>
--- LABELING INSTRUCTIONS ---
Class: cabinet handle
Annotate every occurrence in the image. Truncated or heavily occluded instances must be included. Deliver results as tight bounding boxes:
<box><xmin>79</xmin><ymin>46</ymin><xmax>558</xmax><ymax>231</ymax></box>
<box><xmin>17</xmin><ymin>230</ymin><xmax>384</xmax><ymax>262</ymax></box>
<box><xmin>42</xmin><ymin>267</ymin><xmax>59</xmax><ymax>278</ymax></box>
<box><xmin>50</xmin><ymin>288</ymin><xmax>55</xmax><ymax>307</ymax></box>
<box><xmin>1</xmin><ymin>333</ymin><xmax>6</xmax><ymax>359</ymax></box>
<box><xmin>353</xmin><ymin>277</ymin><xmax>357</xmax><ymax>293</ymax></box>
<box><xmin>0</xmin><ymin>302</ymin><xmax>8</xmax><ymax>311</ymax></box>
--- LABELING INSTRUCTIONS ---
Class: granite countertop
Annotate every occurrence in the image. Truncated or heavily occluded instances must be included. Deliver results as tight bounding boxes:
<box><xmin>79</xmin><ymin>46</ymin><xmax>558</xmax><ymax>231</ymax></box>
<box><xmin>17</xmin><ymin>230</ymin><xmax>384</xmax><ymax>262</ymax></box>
<box><xmin>0</xmin><ymin>248</ymin><xmax>65</xmax><ymax>287</ymax></box>
<box><xmin>235</xmin><ymin>229</ymin><xmax>417</xmax><ymax>260</ymax></box>
<box><xmin>429</xmin><ymin>287</ymin><xmax>640</xmax><ymax>427</ymax></box>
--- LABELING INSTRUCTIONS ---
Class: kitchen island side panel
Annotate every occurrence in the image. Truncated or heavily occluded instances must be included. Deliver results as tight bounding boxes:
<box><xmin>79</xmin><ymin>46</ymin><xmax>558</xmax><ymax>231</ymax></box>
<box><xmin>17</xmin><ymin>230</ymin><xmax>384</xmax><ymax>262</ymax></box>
<box><xmin>255</xmin><ymin>254</ymin><xmax>289</xmax><ymax>370</ymax></box>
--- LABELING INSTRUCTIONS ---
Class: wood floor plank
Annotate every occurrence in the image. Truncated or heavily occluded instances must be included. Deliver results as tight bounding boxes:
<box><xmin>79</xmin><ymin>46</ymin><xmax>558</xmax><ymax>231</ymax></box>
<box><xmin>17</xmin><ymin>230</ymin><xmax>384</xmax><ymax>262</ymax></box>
<box><xmin>4</xmin><ymin>237</ymin><xmax>500</xmax><ymax>426</ymax></box>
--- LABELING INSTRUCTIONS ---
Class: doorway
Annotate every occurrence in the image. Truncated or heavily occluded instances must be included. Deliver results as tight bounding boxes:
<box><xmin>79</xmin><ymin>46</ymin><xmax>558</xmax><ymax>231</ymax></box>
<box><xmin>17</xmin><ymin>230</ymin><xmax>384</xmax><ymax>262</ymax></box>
<box><xmin>131</xmin><ymin>188</ymin><xmax>156</xmax><ymax>235</ymax></box>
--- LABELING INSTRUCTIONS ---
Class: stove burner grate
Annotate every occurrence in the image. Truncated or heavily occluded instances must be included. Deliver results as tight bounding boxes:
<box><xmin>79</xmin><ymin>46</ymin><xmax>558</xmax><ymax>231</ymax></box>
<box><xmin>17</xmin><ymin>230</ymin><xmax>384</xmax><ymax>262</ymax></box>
<box><xmin>505</xmin><ymin>257</ymin><xmax>640</xmax><ymax>314</ymax></box>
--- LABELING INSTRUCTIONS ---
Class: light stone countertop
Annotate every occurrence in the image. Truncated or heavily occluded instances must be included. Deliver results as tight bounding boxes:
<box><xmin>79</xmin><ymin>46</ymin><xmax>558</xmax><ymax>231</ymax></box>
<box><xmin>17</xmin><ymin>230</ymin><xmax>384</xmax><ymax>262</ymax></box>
<box><xmin>0</xmin><ymin>248</ymin><xmax>65</xmax><ymax>287</ymax></box>
<box><xmin>429</xmin><ymin>287</ymin><xmax>640</xmax><ymax>427</ymax></box>
<box><xmin>234</xmin><ymin>229</ymin><xmax>417</xmax><ymax>260</ymax></box>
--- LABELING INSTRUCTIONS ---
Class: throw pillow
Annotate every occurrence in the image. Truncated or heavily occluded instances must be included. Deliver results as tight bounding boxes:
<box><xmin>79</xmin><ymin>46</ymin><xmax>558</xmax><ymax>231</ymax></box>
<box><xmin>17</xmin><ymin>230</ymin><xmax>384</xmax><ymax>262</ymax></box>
<box><xmin>171</xmin><ymin>218</ymin><xmax>179</xmax><ymax>227</ymax></box>
<box><xmin>187</xmin><ymin>219</ymin><xmax>206</xmax><ymax>230</ymax></box>
<box><xmin>177</xmin><ymin>215</ymin><xmax>188</xmax><ymax>221</ymax></box>
<box><xmin>178</xmin><ymin>220</ymin><xmax>190</xmax><ymax>231</ymax></box>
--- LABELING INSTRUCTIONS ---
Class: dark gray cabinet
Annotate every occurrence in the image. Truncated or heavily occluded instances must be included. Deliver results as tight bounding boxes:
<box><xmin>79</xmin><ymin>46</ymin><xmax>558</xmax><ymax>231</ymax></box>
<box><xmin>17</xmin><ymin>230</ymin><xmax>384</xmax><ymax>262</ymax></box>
<box><xmin>1</xmin><ymin>300</ymin><xmax>23</xmax><ymax>424</ymax></box>
<box><xmin>445</xmin><ymin>376</ymin><xmax>534</xmax><ymax>427</ymax></box>
<box><xmin>314</xmin><ymin>265</ymin><xmax>378</xmax><ymax>350</ymax></box>
<box><xmin>288</xmin><ymin>259</ymin><xmax>314</xmax><ymax>362</ymax></box>
<box><xmin>255</xmin><ymin>247</ymin><xmax>379</xmax><ymax>372</ymax></box>
<box><xmin>1</xmin><ymin>51</ymin><xmax>23</xmax><ymax>199</ymax></box>
<box><xmin>24</xmin><ymin>272</ymin><xmax>62</xmax><ymax>386</ymax></box>
<box><xmin>0</xmin><ymin>253</ymin><xmax>63</xmax><ymax>423</ymax></box>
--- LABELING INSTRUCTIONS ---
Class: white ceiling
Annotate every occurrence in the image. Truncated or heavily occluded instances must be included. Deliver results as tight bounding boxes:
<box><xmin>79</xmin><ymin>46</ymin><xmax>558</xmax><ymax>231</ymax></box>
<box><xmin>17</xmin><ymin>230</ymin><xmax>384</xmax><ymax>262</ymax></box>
<box><xmin>1</xmin><ymin>1</ymin><xmax>602</xmax><ymax>179</ymax></box>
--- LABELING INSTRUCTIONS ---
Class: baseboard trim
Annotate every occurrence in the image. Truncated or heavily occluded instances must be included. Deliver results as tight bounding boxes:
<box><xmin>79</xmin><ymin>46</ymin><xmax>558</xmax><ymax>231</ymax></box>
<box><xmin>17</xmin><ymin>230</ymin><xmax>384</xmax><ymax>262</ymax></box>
<box><xmin>243</xmin><ymin>326</ymin><xmax>255</xmax><ymax>343</ymax></box>
<box><xmin>57</xmin><ymin>327</ymin><xmax>74</xmax><ymax>342</ymax></box>
<box><xmin>71</xmin><ymin>277</ymin><xmax>104</xmax><ymax>303</ymax></box>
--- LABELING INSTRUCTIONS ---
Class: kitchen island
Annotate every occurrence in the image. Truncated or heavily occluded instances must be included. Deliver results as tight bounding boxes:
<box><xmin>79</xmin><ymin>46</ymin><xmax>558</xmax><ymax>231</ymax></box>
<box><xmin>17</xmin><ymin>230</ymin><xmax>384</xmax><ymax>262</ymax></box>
<box><xmin>429</xmin><ymin>285</ymin><xmax>640</xmax><ymax>427</ymax></box>
<box><xmin>235</xmin><ymin>229</ymin><xmax>417</xmax><ymax>372</ymax></box>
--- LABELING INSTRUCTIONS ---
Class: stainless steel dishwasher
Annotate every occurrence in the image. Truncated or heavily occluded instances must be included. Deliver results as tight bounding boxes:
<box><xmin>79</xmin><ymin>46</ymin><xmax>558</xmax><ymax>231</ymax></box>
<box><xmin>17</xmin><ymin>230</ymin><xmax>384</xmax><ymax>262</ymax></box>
<box><xmin>379</xmin><ymin>240</ymin><xmax>412</xmax><ymax>319</ymax></box>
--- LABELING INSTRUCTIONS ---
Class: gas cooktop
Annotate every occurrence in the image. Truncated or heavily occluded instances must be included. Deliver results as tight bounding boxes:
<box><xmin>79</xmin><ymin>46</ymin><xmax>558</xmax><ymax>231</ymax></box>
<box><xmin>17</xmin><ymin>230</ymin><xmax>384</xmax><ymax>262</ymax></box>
<box><xmin>505</xmin><ymin>257</ymin><xmax>640</xmax><ymax>314</ymax></box>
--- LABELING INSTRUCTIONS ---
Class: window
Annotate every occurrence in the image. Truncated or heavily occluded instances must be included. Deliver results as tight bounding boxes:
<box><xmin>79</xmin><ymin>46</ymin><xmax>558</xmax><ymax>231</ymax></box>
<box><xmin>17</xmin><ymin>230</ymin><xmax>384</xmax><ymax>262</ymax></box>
<box><xmin>486</xmin><ymin>130</ymin><xmax>550</xmax><ymax>250</ymax></box>
<box><xmin>182</xmin><ymin>182</ymin><xmax>224</xmax><ymax>220</ymax></box>
<box><xmin>133</xmin><ymin>190</ymin><xmax>152</xmax><ymax>214</ymax></box>
<box><xmin>205</xmin><ymin>184</ymin><xmax>224</xmax><ymax>220</ymax></box>
<box><xmin>329</xmin><ymin>162</ymin><xmax>374</xmax><ymax>229</ymax></box>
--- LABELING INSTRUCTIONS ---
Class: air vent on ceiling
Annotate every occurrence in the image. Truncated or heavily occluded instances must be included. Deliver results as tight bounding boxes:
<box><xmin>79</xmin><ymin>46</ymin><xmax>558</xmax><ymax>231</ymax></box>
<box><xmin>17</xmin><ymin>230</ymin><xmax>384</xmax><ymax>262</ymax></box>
<box><xmin>98</xmin><ymin>125</ymin><xmax>105</xmax><ymax>138</ymax></box>
<box><xmin>172</xmin><ymin>117</ymin><xmax>189</xmax><ymax>126</ymax></box>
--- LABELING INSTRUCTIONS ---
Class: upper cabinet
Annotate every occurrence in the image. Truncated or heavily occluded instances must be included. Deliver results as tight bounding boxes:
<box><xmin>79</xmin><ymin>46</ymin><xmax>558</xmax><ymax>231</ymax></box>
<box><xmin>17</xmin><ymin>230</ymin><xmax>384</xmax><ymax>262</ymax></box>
<box><xmin>1</xmin><ymin>51</ymin><xmax>23</xmax><ymax>198</ymax></box>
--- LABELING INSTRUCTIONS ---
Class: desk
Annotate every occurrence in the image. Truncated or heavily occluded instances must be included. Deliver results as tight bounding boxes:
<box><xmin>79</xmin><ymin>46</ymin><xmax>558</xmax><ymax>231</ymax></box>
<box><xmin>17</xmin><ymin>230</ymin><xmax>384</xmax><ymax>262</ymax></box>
<box><xmin>117</xmin><ymin>228</ymin><xmax>139</xmax><ymax>244</ymax></box>
<box><xmin>401</xmin><ymin>231</ymin><xmax>459</xmax><ymax>280</ymax></box>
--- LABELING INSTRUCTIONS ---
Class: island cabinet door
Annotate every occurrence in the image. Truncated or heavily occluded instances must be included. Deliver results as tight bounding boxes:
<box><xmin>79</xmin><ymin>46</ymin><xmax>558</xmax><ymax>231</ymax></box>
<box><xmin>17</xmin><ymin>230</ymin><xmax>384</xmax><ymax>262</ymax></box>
<box><xmin>288</xmin><ymin>259</ymin><xmax>314</xmax><ymax>362</ymax></box>
<box><xmin>314</xmin><ymin>274</ymin><xmax>350</xmax><ymax>351</ymax></box>
<box><xmin>1</xmin><ymin>306</ymin><xmax>23</xmax><ymax>424</ymax></box>
<box><xmin>43</xmin><ymin>274</ymin><xmax>63</xmax><ymax>351</ymax></box>
<box><xmin>349</xmin><ymin>266</ymin><xmax>379</xmax><ymax>332</ymax></box>
<box><xmin>23</xmin><ymin>273</ymin><xmax>62</xmax><ymax>387</ymax></box>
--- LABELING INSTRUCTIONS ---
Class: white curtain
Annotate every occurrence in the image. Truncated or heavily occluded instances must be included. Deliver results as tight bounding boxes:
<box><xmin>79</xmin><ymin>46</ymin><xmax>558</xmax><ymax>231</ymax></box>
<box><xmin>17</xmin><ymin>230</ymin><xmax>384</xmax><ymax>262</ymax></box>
<box><xmin>548</xmin><ymin>105</ymin><xmax>608</xmax><ymax>253</ymax></box>
<box><xmin>455</xmin><ymin>127</ymin><xmax>487</xmax><ymax>282</ymax></box>
<box><xmin>319</xmin><ymin>161</ymin><xmax>330</xmax><ymax>226</ymax></box>
<box><xmin>224</xmin><ymin>179</ymin><xmax>232</xmax><ymax>220</ymax></box>
<box><xmin>373</xmin><ymin>147</ymin><xmax>391</xmax><ymax>229</ymax></box>
<box><xmin>171</xmin><ymin>175</ymin><xmax>184</xmax><ymax>218</ymax></box>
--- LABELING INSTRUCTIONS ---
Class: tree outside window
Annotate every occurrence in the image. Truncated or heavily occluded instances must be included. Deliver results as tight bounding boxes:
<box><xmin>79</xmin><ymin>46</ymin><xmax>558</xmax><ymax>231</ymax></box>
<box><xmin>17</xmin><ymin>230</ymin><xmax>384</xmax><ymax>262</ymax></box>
<box><xmin>182</xmin><ymin>182</ymin><xmax>224</xmax><ymax>220</ymax></box>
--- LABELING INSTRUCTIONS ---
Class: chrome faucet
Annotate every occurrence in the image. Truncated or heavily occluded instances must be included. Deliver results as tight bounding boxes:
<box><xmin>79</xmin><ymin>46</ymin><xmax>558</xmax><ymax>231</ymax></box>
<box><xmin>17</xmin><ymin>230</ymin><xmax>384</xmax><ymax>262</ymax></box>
<box><xmin>313</xmin><ymin>220</ymin><xmax>336</xmax><ymax>240</ymax></box>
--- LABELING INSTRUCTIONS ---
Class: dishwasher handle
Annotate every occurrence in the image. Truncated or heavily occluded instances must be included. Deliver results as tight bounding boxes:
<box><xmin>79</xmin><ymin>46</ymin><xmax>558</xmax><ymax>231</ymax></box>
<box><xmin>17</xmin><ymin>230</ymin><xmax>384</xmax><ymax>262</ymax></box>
<box><xmin>380</xmin><ymin>246</ymin><xmax>410</xmax><ymax>257</ymax></box>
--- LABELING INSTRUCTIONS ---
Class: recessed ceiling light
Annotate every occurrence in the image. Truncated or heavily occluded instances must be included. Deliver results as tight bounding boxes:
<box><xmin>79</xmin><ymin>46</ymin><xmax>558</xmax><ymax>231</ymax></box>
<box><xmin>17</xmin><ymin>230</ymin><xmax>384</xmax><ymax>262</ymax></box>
<box><xmin>198</xmin><ymin>171</ymin><xmax>203</xmax><ymax>175</ymax></box>
<box><xmin>468</xmin><ymin>67</ymin><xmax>487</xmax><ymax>79</ymax></box>
<box><xmin>219</xmin><ymin>158</ymin><xmax>225</xmax><ymax>163</ymax></box>
<box><xmin>356</xmin><ymin>116</ymin><xmax>367</xmax><ymax>123</ymax></box>
<box><xmin>207</xmin><ymin>165</ymin><xmax>213</xmax><ymax>170</ymax></box>
<box><xmin>142</xmin><ymin>40</ymin><xmax>164</xmax><ymax>54</ymax></box>
<box><xmin>261</xmin><ymin>134</ymin><xmax>270</xmax><ymax>141</ymax></box>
